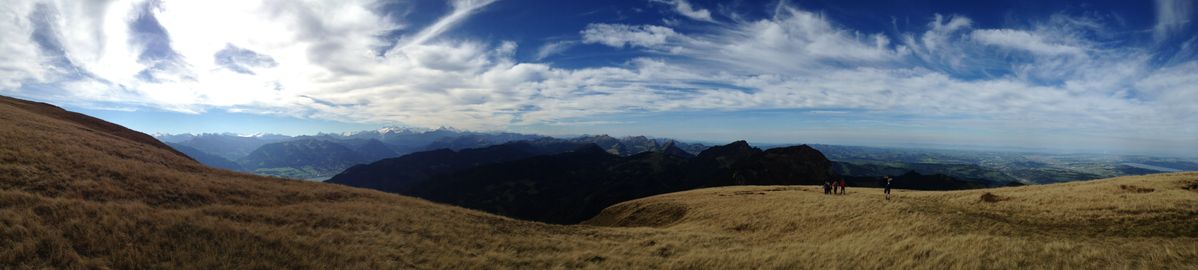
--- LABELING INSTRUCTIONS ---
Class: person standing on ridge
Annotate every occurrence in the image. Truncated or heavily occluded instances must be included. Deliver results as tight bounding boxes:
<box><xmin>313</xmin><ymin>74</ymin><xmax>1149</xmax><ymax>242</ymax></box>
<box><xmin>884</xmin><ymin>176</ymin><xmax>893</xmax><ymax>200</ymax></box>
<box><xmin>839</xmin><ymin>177</ymin><xmax>847</xmax><ymax>195</ymax></box>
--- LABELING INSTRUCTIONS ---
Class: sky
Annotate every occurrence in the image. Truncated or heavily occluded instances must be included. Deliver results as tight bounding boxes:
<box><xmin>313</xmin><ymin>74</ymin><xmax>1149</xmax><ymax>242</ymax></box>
<box><xmin>1</xmin><ymin>0</ymin><xmax>1196</xmax><ymax>157</ymax></box>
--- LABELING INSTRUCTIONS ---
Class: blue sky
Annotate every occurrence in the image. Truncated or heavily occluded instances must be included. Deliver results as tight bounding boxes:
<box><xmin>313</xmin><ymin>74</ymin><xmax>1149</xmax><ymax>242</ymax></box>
<box><xmin>1</xmin><ymin>0</ymin><xmax>1196</xmax><ymax>156</ymax></box>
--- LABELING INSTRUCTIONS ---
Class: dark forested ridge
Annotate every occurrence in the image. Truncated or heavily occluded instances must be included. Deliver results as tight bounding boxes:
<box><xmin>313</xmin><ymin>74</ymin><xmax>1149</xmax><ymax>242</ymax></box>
<box><xmin>333</xmin><ymin>140</ymin><xmax>840</xmax><ymax>223</ymax></box>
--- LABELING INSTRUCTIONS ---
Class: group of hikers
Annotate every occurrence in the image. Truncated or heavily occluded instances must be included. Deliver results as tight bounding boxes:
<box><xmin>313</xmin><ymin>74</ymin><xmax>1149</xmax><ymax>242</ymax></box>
<box><xmin>823</xmin><ymin>175</ymin><xmax>894</xmax><ymax>200</ymax></box>
<box><xmin>823</xmin><ymin>177</ymin><xmax>847</xmax><ymax>195</ymax></box>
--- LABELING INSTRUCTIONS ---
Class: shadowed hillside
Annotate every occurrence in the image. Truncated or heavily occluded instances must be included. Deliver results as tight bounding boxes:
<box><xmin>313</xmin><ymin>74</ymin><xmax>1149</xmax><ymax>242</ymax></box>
<box><xmin>327</xmin><ymin>140</ymin><xmax>592</xmax><ymax>193</ymax></box>
<box><xmin>1</xmin><ymin>95</ymin><xmax>1195</xmax><ymax>269</ymax></box>
<box><xmin>335</xmin><ymin>140</ymin><xmax>838</xmax><ymax>224</ymax></box>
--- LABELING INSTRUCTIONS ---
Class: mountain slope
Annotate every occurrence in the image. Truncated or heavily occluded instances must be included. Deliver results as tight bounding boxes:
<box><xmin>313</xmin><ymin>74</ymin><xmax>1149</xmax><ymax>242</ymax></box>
<box><xmin>349</xmin><ymin>138</ymin><xmax>399</xmax><ymax>162</ymax></box>
<box><xmin>402</xmin><ymin>141</ymin><xmax>838</xmax><ymax>224</ymax></box>
<box><xmin>0</xmin><ymin>97</ymin><xmax>188</xmax><ymax>159</ymax></box>
<box><xmin>166</xmin><ymin>142</ymin><xmax>244</xmax><ymax>171</ymax></box>
<box><xmin>1</xmin><ymin>95</ymin><xmax>1195</xmax><ymax>269</ymax></box>
<box><xmin>0</xmin><ymin>95</ymin><xmax>665</xmax><ymax>268</ymax></box>
<box><xmin>327</xmin><ymin>141</ymin><xmax>590</xmax><ymax>192</ymax></box>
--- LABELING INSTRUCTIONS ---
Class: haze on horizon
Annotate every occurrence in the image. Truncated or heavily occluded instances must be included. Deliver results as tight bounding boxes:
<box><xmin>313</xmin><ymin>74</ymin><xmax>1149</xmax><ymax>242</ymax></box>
<box><xmin>1</xmin><ymin>0</ymin><xmax>1196</xmax><ymax>157</ymax></box>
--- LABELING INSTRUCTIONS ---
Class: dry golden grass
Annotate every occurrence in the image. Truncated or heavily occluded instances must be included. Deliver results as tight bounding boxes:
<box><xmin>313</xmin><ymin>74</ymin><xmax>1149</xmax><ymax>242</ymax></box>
<box><xmin>587</xmin><ymin>172</ymin><xmax>1198</xmax><ymax>269</ymax></box>
<box><xmin>0</xmin><ymin>96</ymin><xmax>675</xmax><ymax>269</ymax></box>
<box><xmin>2</xmin><ymin>95</ymin><xmax>1196</xmax><ymax>269</ymax></box>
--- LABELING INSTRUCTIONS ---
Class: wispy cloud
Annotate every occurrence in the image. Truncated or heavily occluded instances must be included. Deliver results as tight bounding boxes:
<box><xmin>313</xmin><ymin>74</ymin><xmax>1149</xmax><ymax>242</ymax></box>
<box><xmin>581</xmin><ymin>24</ymin><xmax>678</xmax><ymax>48</ymax></box>
<box><xmin>1154</xmin><ymin>0</ymin><xmax>1194</xmax><ymax>42</ymax></box>
<box><xmin>214</xmin><ymin>44</ymin><xmax>278</xmax><ymax>75</ymax></box>
<box><xmin>534</xmin><ymin>41</ymin><xmax>576</xmax><ymax>60</ymax></box>
<box><xmin>651</xmin><ymin>0</ymin><xmax>715</xmax><ymax>22</ymax></box>
<box><xmin>395</xmin><ymin>0</ymin><xmax>497</xmax><ymax>50</ymax></box>
<box><xmin>971</xmin><ymin>29</ymin><xmax>1085</xmax><ymax>56</ymax></box>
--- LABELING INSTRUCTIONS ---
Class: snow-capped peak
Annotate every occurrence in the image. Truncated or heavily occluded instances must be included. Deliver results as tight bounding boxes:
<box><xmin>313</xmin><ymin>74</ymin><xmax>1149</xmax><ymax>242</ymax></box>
<box><xmin>433</xmin><ymin>126</ymin><xmax>464</xmax><ymax>132</ymax></box>
<box><xmin>236</xmin><ymin>132</ymin><xmax>271</xmax><ymax>138</ymax></box>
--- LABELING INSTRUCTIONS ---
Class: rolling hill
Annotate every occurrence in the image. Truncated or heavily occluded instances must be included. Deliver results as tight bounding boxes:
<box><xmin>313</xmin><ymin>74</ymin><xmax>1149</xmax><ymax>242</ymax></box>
<box><xmin>1</xmin><ymin>95</ymin><xmax>1195</xmax><ymax>269</ymax></box>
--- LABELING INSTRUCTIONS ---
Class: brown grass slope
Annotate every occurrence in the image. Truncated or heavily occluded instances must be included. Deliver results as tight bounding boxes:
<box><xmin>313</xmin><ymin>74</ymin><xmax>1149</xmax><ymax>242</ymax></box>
<box><xmin>0</xmin><ymin>96</ymin><xmax>670</xmax><ymax>269</ymax></box>
<box><xmin>587</xmin><ymin>173</ymin><xmax>1198</xmax><ymax>268</ymax></box>
<box><xmin>2</xmin><ymin>95</ymin><xmax>1196</xmax><ymax>269</ymax></box>
<box><xmin>0</xmin><ymin>97</ymin><xmax>189</xmax><ymax>160</ymax></box>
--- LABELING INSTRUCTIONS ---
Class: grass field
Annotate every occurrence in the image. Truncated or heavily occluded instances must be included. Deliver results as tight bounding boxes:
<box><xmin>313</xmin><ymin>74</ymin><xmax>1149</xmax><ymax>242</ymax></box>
<box><xmin>2</xmin><ymin>95</ymin><xmax>1196</xmax><ymax>269</ymax></box>
<box><xmin>587</xmin><ymin>173</ymin><xmax>1198</xmax><ymax>268</ymax></box>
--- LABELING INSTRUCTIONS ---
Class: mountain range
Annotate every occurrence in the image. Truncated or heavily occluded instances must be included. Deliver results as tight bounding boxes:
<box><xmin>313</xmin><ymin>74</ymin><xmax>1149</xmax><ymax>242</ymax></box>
<box><xmin>156</xmin><ymin>130</ymin><xmax>710</xmax><ymax>180</ymax></box>
<box><xmin>328</xmin><ymin>140</ymin><xmax>592</xmax><ymax>193</ymax></box>
<box><xmin>164</xmin><ymin>142</ymin><xmax>243</xmax><ymax>171</ymax></box>
<box><xmin>158</xmin><ymin>132</ymin><xmax>292</xmax><ymax>160</ymax></box>
<box><xmin>330</xmin><ymin>140</ymin><xmax>841</xmax><ymax>224</ymax></box>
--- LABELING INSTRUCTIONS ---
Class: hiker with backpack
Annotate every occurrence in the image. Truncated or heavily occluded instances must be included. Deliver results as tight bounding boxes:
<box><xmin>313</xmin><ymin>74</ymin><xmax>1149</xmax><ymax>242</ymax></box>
<box><xmin>838</xmin><ymin>177</ymin><xmax>847</xmax><ymax>195</ymax></box>
<box><xmin>824</xmin><ymin>179</ymin><xmax>831</xmax><ymax>195</ymax></box>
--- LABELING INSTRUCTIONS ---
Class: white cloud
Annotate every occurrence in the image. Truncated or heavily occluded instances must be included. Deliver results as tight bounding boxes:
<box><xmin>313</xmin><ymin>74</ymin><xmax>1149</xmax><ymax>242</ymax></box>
<box><xmin>583</xmin><ymin>6</ymin><xmax>905</xmax><ymax>74</ymax></box>
<box><xmin>1154</xmin><ymin>0</ymin><xmax>1194</xmax><ymax>42</ymax></box>
<box><xmin>534</xmin><ymin>41</ymin><xmax>575</xmax><ymax>60</ymax></box>
<box><xmin>900</xmin><ymin>14</ymin><xmax>973</xmax><ymax>71</ymax></box>
<box><xmin>922</xmin><ymin>14</ymin><xmax>972</xmax><ymax>52</ymax></box>
<box><xmin>581</xmin><ymin>23</ymin><xmax>678</xmax><ymax>48</ymax></box>
<box><xmin>652</xmin><ymin>0</ymin><xmax>714</xmax><ymax>22</ymax></box>
<box><xmin>1134</xmin><ymin>61</ymin><xmax>1198</xmax><ymax>119</ymax></box>
<box><xmin>971</xmin><ymin>29</ymin><xmax>1085</xmax><ymax>56</ymax></box>
<box><xmin>0</xmin><ymin>1</ymin><xmax>46</xmax><ymax>90</ymax></box>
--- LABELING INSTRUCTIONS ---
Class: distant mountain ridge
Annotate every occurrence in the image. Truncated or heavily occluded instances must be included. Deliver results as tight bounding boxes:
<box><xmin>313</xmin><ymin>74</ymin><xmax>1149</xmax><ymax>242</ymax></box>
<box><xmin>165</xmin><ymin>142</ymin><xmax>243</xmax><ymax>171</ymax></box>
<box><xmin>331</xmin><ymin>140</ymin><xmax>837</xmax><ymax>224</ymax></box>
<box><xmin>155</xmin><ymin>130</ymin><xmax>710</xmax><ymax>180</ymax></box>
<box><xmin>165</xmin><ymin>133</ymin><xmax>290</xmax><ymax>161</ymax></box>
<box><xmin>328</xmin><ymin>140</ymin><xmax>593</xmax><ymax>192</ymax></box>
<box><xmin>560</xmin><ymin>135</ymin><xmax>708</xmax><ymax>156</ymax></box>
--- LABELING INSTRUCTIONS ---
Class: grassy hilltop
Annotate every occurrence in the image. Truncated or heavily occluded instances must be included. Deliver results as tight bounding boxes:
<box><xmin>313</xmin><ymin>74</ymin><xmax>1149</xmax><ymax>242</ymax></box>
<box><xmin>1</xmin><ymin>95</ymin><xmax>1196</xmax><ymax>269</ymax></box>
<box><xmin>588</xmin><ymin>174</ymin><xmax>1198</xmax><ymax>268</ymax></box>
